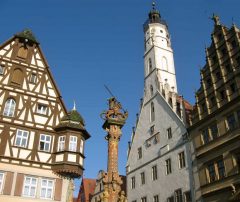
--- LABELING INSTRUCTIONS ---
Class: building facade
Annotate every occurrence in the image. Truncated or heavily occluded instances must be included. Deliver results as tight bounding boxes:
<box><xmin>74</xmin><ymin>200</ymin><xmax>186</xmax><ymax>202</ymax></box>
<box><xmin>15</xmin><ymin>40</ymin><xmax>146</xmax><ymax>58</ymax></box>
<box><xmin>77</xmin><ymin>178</ymin><xmax>96</xmax><ymax>202</ymax></box>
<box><xmin>0</xmin><ymin>30</ymin><xmax>90</xmax><ymax>202</ymax></box>
<box><xmin>90</xmin><ymin>170</ymin><xmax>126</xmax><ymax>202</ymax></box>
<box><xmin>189</xmin><ymin>16</ymin><xmax>240</xmax><ymax>202</ymax></box>
<box><xmin>126</xmin><ymin>4</ymin><xmax>193</xmax><ymax>202</ymax></box>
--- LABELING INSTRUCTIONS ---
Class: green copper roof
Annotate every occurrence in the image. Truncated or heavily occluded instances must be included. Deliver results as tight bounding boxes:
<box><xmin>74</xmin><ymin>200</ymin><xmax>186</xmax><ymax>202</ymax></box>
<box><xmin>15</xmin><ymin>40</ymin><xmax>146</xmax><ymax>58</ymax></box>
<box><xmin>55</xmin><ymin>109</ymin><xmax>85</xmax><ymax>131</ymax></box>
<box><xmin>15</xmin><ymin>29</ymin><xmax>38</xmax><ymax>44</ymax></box>
<box><xmin>62</xmin><ymin>109</ymin><xmax>85</xmax><ymax>125</ymax></box>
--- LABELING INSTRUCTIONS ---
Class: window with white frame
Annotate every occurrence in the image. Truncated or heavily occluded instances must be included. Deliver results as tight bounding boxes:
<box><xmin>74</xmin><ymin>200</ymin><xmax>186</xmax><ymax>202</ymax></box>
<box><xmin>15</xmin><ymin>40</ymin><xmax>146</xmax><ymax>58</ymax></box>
<box><xmin>153</xmin><ymin>195</ymin><xmax>159</xmax><ymax>202</ymax></box>
<box><xmin>37</xmin><ymin>104</ymin><xmax>47</xmax><ymax>115</ymax></box>
<box><xmin>22</xmin><ymin>176</ymin><xmax>38</xmax><ymax>197</ymax></box>
<box><xmin>3</xmin><ymin>98</ymin><xmax>16</xmax><ymax>117</ymax></box>
<box><xmin>15</xmin><ymin>129</ymin><xmax>29</xmax><ymax>148</ymax></box>
<box><xmin>166</xmin><ymin>158</ymin><xmax>172</xmax><ymax>175</ymax></box>
<box><xmin>0</xmin><ymin>172</ymin><xmax>4</xmax><ymax>193</ymax></box>
<box><xmin>152</xmin><ymin>165</ymin><xmax>158</xmax><ymax>181</ymax></box>
<box><xmin>80</xmin><ymin>139</ymin><xmax>84</xmax><ymax>153</ymax></box>
<box><xmin>0</xmin><ymin>65</ymin><xmax>4</xmax><ymax>75</ymax></box>
<box><xmin>39</xmin><ymin>134</ymin><xmax>51</xmax><ymax>152</ymax></box>
<box><xmin>40</xmin><ymin>178</ymin><xmax>54</xmax><ymax>199</ymax></box>
<box><xmin>178</xmin><ymin>152</ymin><xmax>186</xmax><ymax>169</ymax></box>
<box><xmin>69</xmin><ymin>136</ymin><xmax>77</xmax><ymax>152</ymax></box>
<box><xmin>58</xmin><ymin>136</ymin><xmax>65</xmax><ymax>151</ymax></box>
<box><xmin>29</xmin><ymin>73</ymin><xmax>37</xmax><ymax>83</ymax></box>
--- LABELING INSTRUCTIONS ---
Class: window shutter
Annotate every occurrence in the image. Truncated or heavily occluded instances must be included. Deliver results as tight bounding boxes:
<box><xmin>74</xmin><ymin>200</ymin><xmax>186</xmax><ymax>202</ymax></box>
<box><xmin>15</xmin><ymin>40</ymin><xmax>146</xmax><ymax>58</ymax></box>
<box><xmin>54</xmin><ymin>178</ymin><xmax>62</xmax><ymax>201</ymax></box>
<box><xmin>3</xmin><ymin>172</ymin><xmax>14</xmax><ymax>195</ymax></box>
<box><xmin>14</xmin><ymin>173</ymin><xmax>24</xmax><ymax>196</ymax></box>
<box><xmin>11</xmin><ymin>68</ymin><xmax>23</xmax><ymax>85</ymax></box>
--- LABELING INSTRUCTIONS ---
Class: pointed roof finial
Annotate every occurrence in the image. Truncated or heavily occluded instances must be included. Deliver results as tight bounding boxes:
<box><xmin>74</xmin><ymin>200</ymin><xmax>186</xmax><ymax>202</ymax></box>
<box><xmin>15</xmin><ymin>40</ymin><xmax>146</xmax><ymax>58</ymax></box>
<box><xmin>73</xmin><ymin>100</ymin><xmax>76</xmax><ymax>111</ymax></box>
<box><xmin>211</xmin><ymin>13</ymin><xmax>220</xmax><ymax>25</ymax></box>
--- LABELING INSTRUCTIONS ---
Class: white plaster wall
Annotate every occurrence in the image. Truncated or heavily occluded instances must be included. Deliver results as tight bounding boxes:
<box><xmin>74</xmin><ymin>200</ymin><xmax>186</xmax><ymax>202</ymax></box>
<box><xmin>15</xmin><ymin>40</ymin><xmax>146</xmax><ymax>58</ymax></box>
<box><xmin>0</xmin><ymin>163</ymin><xmax>69</xmax><ymax>202</ymax></box>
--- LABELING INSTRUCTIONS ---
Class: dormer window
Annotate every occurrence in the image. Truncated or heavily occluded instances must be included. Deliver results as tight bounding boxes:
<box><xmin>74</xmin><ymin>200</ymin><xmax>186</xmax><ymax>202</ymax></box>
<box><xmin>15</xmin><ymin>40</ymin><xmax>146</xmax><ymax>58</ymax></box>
<box><xmin>37</xmin><ymin>104</ymin><xmax>47</xmax><ymax>115</ymax></box>
<box><xmin>69</xmin><ymin>136</ymin><xmax>77</xmax><ymax>152</ymax></box>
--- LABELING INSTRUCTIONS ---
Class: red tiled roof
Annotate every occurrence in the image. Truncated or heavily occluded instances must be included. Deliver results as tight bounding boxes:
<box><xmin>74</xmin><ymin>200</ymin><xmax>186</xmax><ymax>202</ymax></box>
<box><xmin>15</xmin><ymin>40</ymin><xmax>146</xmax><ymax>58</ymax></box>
<box><xmin>77</xmin><ymin>178</ymin><xmax>96</xmax><ymax>202</ymax></box>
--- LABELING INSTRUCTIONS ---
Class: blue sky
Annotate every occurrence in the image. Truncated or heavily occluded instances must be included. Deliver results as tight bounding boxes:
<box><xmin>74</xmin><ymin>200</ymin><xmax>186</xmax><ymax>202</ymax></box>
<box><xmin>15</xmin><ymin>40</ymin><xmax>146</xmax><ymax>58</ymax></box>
<box><xmin>1</xmin><ymin>0</ymin><xmax>240</xmax><ymax>196</ymax></box>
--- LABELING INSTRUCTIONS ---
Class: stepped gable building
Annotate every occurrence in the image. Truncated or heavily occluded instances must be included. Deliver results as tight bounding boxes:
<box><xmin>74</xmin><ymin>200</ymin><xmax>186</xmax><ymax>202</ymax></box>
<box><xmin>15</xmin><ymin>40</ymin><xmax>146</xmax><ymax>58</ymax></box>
<box><xmin>77</xmin><ymin>178</ymin><xmax>96</xmax><ymax>202</ymax></box>
<box><xmin>126</xmin><ymin>3</ymin><xmax>193</xmax><ymax>202</ymax></box>
<box><xmin>0</xmin><ymin>29</ymin><xmax>90</xmax><ymax>202</ymax></box>
<box><xmin>189</xmin><ymin>15</ymin><xmax>240</xmax><ymax>201</ymax></box>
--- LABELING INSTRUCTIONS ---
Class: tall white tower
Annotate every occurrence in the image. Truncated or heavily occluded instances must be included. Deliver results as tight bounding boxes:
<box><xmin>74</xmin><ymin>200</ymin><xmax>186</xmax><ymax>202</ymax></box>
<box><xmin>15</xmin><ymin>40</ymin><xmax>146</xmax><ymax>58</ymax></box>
<box><xmin>144</xmin><ymin>2</ymin><xmax>177</xmax><ymax>93</ymax></box>
<box><xmin>126</xmin><ymin>3</ymin><xmax>193</xmax><ymax>202</ymax></box>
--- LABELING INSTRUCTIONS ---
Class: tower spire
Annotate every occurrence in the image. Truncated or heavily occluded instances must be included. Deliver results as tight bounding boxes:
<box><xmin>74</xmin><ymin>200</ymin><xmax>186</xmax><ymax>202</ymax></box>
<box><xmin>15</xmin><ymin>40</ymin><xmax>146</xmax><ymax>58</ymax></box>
<box><xmin>73</xmin><ymin>100</ymin><xmax>76</xmax><ymax>111</ymax></box>
<box><xmin>152</xmin><ymin>1</ymin><xmax>156</xmax><ymax>10</ymax></box>
<box><xmin>211</xmin><ymin>13</ymin><xmax>221</xmax><ymax>25</ymax></box>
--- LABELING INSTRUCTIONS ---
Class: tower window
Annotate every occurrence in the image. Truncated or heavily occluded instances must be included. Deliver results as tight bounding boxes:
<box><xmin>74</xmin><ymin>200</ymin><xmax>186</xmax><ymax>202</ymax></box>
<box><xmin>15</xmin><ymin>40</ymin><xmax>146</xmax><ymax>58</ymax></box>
<box><xmin>150</xmin><ymin>102</ymin><xmax>155</xmax><ymax>122</ymax></box>
<box><xmin>138</xmin><ymin>147</ymin><xmax>142</xmax><ymax>159</ymax></box>
<box><xmin>148</xmin><ymin>58</ymin><xmax>152</xmax><ymax>73</ymax></box>
<box><xmin>162</xmin><ymin>57</ymin><xmax>168</xmax><ymax>71</ymax></box>
<box><xmin>167</xmin><ymin>127</ymin><xmax>172</xmax><ymax>139</ymax></box>
<box><xmin>150</xmin><ymin>85</ymin><xmax>154</xmax><ymax>96</ymax></box>
<box><xmin>3</xmin><ymin>98</ymin><xmax>16</xmax><ymax>117</ymax></box>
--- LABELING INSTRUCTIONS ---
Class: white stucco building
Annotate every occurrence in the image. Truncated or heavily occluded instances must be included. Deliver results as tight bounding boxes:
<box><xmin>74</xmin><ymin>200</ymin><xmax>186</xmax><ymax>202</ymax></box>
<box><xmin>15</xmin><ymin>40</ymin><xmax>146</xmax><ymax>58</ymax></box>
<box><xmin>126</xmin><ymin>4</ymin><xmax>193</xmax><ymax>202</ymax></box>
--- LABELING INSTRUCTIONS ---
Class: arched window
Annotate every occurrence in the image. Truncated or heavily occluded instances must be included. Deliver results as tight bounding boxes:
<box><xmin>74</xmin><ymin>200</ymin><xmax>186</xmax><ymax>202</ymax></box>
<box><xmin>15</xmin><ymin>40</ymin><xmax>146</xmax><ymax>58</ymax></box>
<box><xmin>17</xmin><ymin>46</ymin><xmax>28</xmax><ymax>59</ymax></box>
<box><xmin>150</xmin><ymin>85</ymin><xmax>154</xmax><ymax>97</ymax></box>
<box><xmin>148</xmin><ymin>58</ymin><xmax>152</xmax><ymax>73</ymax></box>
<box><xmin>11</xmin><ymin>68</ymin><xmax>23</xmax><ymax>85</ymax></box>
<box><xmin>162</xmin><ymin>57</ymin><xmax>168</xmax><ymax>71</ymax></box>
<box><xmin>3</xmin><ymin>98</ymin><xmax>16</xmax><ymax>117</ymax></box>
<box><xmin>150</xmin><ymin>102</ymin><xmax>155</xmax><ymax>122</ymax></box>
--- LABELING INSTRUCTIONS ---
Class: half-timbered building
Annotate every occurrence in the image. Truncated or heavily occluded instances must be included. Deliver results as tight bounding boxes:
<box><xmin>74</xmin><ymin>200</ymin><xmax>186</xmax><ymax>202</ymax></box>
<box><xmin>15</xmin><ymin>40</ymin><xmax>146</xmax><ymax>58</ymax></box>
<box><xmin>0</xmin><ymin>29</ymin><xmax>90</xmax><ymax>202</ymax></box>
